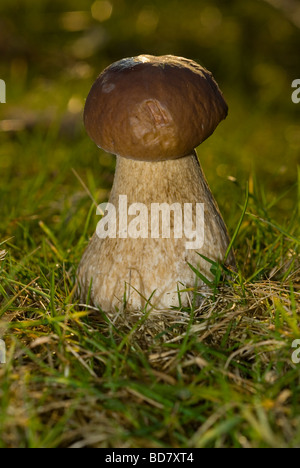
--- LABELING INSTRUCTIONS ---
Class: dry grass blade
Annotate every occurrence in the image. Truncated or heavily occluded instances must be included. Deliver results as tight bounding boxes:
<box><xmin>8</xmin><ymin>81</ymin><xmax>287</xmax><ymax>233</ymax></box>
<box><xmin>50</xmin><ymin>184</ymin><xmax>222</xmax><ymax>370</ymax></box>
<box><xmin>0</xmin><ymin>250</ymin><xmax>6</xmax><ymax>261</ymax></box>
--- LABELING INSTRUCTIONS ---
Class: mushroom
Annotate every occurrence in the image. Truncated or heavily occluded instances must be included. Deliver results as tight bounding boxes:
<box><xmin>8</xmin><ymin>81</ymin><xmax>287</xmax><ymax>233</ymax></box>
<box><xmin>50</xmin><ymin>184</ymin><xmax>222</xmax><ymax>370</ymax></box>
<box><xmin>77</xmin><ymin>54</ymin><xmax>235</xmax><ymax>312</ymax></box>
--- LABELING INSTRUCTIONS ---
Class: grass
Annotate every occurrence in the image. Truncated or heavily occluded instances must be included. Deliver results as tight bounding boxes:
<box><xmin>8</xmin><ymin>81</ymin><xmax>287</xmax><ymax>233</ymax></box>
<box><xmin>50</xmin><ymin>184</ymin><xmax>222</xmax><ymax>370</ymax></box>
<box><xmin>0</xmin><ymin>123</ymin><xmax>299</xmax><ymax>448</ymax></box>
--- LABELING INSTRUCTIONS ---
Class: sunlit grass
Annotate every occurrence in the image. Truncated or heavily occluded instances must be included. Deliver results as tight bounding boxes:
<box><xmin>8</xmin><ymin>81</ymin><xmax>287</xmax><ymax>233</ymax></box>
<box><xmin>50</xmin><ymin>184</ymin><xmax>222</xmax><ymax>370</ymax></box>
<box><xmin>0</xmin><ymin>123</ymin><xmax>299</xmax><ymax>447</ymax></box>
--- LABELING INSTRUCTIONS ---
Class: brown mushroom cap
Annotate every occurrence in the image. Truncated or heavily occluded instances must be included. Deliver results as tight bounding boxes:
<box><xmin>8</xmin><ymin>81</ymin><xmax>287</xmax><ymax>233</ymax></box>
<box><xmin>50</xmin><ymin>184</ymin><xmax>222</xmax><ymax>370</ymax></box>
<box><xmin>84</xmin><ymin>54</ymin><xmax>228</xmax><ymax>161</ymax></box>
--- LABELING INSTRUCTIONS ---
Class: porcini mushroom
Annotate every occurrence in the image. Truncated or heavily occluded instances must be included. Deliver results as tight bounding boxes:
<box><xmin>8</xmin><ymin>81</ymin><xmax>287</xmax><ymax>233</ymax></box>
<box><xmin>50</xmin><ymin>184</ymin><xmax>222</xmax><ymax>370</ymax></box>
<box><xmin>77</xmin><ymin>54</ymin><xmax>235</xmax><ymax>311</ymax></box>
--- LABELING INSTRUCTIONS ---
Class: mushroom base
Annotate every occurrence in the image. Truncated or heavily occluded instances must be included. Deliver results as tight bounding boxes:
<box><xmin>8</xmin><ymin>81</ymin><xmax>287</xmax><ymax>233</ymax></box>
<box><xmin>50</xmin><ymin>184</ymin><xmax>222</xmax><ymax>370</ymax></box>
<box><xmin>77</xmin><ymin>152</ymin><xmax>235</xmax><ymax>312</ymax></box>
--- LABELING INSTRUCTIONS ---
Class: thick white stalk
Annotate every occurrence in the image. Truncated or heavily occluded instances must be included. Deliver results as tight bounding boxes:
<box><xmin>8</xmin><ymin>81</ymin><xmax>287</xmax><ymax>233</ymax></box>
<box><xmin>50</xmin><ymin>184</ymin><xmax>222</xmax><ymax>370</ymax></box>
<box><xmin>77</xmin><ymin>151</ymin><xmax>235</xmax><ymax>311</ymax></box>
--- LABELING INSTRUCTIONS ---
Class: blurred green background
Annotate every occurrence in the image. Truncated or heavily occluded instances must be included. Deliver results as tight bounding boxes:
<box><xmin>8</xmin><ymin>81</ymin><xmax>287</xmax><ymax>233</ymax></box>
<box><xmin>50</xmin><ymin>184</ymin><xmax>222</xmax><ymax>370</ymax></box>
<box><xmin>0</xmin><ymin>0</ymin><xmax>299</xmax><ymax>241</ymax></box>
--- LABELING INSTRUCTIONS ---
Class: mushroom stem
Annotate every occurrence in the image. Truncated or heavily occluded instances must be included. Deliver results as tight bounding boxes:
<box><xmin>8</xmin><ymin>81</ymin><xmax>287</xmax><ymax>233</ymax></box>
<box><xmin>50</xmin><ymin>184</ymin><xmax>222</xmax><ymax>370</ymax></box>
<box><xmin>77</xmin><ymin>151</ymin><xmax>235</xmax><ymax>311</ymax></box>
